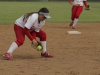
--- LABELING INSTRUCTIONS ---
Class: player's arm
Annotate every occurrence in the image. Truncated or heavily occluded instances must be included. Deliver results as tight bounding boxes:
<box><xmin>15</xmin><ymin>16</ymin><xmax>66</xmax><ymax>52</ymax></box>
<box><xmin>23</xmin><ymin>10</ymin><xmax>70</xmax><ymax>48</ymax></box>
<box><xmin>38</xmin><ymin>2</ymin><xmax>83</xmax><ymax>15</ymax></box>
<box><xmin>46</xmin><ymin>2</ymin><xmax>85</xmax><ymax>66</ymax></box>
<box><xmin>83</xmin><ymin>1</ymin><xmax>88</xmax><ymax>7</ymax></box>
<box><xmin>24</xmin><ymin>15</ymin><xmax>38</xmax><ymax>46</ymax></box>
<box><xmin>24</xmin><ymin>15</ymin><xmax>36</xmax><ymax>41</ymax></box>
<box><xmin>24</xmin><ymin>27</ymin><xmax>38</xmax><ymax>46</ymax></box>
<box><xmin>24</xmin><ymin>27</ymin><xmax>34</xmax><ymax>41</ymax></box>
<box><xmin>83</xmin><ymin>0</ymin><xmax>90</xmax><ymax>10</ymax></box>
<box><xmin>69</xmin><ymin>0</ymin><xmax>73</xmax><ymax>5</ymax></box>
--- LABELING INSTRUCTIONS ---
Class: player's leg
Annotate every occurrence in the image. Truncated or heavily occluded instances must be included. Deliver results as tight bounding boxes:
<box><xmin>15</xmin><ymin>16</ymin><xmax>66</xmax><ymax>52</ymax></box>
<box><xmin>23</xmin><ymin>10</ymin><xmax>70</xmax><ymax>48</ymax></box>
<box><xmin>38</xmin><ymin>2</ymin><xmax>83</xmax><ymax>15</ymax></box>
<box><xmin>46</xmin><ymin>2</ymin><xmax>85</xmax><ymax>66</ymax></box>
<box><xmin>3</xmin><ymin>24</ymin><xmax>25</xmax><ymax>60</ymax></box>
<box><xmin>36</xmin><ymin>30</ymin><xmax>46</xmax><ymax>53</ymax></box>
<box><xmin>72</xmin><ymin>6</ymin><xmax>83</xmax><ymax>29</ymax></box>
<box><xmin>36</xmin><ymin>29</ymin><xmax>53</xmax><ymax>57</ymax></box>
<box><xmin>14</xmin><ymin>25</ymin><xmax>25</xmax><ymax>47</ymax></box>
<box><xmin>69</xmin><ymin>6</ymin><xmax>77</xmax><ymax>27</ymax></box>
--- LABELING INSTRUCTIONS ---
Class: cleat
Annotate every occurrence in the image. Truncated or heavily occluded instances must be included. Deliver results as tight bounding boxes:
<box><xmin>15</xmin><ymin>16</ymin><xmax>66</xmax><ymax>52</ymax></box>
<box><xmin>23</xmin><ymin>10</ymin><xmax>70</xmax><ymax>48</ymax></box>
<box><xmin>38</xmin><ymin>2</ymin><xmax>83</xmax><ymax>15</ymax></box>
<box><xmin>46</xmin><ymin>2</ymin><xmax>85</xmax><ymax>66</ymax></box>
<box><xmin>72</xmin><ymin>25</ymin><xmax>76</xmax><ymax>29</ymax></box>
<box><xmin>69</xmin><ymin>23</ymin><xmax>73</xmax><ymax>27</ymax></box>
<box><xmin>41</xmin><ymin>52</ymin><xmax>53</xmax><ymax>58</ymax></box>
<box><xmin>69</xmin><ymin>21</ymin><xmax>73</xmax><ymax>27</ymax></box>
<box><xmin>3</xmin><ymin>52</ymin><xmax>13</xmax><ymax>60</ymax></box>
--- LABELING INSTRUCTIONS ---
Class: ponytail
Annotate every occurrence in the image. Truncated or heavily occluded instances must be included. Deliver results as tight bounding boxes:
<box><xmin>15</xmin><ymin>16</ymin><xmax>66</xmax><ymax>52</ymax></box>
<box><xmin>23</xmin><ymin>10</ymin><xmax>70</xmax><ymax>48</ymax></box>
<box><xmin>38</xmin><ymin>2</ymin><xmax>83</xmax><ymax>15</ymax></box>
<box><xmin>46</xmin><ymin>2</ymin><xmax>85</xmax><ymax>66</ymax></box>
<box><xmin>23</xmin><ymin>12</ymin><xmax>39</xmax><ymax>22</ymax></box>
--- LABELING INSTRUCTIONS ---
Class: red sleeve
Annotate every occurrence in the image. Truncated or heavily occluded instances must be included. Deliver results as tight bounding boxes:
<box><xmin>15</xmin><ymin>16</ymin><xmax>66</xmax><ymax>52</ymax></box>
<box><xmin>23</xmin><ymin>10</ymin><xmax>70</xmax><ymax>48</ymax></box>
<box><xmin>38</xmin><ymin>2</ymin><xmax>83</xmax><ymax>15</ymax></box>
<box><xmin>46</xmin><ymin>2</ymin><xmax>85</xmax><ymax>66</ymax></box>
<box><xmin>83</xmin><ymin>1</ymin><xmax>88</xmax><ymax>7</ymax></box>
<box><xmin>69</xmin><ymin>0</ymin><xmax>72</xmax><ymax>2</ymax></box>
<box><xmin>24</xmin><ymin>27</ymin><xmax>34</xmax><ymax>41</ymax></box>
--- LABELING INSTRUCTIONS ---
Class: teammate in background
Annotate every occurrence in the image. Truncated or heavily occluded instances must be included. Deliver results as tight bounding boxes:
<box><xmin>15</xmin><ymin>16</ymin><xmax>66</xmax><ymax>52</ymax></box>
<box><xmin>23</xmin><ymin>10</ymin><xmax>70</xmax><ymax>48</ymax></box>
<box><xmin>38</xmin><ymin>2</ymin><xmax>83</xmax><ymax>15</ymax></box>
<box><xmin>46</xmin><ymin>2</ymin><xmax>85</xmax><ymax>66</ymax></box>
<box><xmin>69</xmin><ymin>0</ymin><xmax>90</xmax><ymax>29</ymax></box>
<box><xmin>3</xmin><ymin>7</ymin><xmax>53</xmax><ymax>60</ymax></box>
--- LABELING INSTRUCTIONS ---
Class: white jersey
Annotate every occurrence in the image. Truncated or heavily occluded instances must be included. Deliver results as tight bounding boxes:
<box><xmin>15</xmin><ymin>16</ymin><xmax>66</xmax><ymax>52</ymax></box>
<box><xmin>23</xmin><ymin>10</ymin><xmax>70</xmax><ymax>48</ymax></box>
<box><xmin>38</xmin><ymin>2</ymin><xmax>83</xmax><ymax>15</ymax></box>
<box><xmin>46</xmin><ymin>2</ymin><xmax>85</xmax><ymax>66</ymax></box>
<box><xmin>73</xmin><ymin>0</ymin><xmax>87</xmax><ymax>6</ymax></box>
<box><xmin>15</xmin><ymin>13</ymin><xmax>45</xmax><ymax>32</ymax></box>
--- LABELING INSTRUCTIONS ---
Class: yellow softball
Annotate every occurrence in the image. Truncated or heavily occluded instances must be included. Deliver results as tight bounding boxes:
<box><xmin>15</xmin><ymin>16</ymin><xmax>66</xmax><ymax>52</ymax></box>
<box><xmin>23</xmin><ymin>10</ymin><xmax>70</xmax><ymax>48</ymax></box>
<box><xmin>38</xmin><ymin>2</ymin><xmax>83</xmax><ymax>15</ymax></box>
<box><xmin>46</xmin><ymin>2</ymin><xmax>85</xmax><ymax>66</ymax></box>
<box><xmin>37</xmin><ymin>45</ymin><xmax>42</xmax><ymax>51</ymax></box>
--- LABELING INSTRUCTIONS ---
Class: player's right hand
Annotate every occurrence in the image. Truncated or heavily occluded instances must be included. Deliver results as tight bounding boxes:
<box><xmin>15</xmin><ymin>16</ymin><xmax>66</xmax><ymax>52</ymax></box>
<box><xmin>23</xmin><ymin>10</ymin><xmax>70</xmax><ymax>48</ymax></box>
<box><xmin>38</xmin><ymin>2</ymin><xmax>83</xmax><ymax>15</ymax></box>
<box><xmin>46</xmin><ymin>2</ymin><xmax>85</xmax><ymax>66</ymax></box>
<box><xmin>31</xmin><ymin>39</ymin><xmax>38</xmax><ymax>47</ymax></box>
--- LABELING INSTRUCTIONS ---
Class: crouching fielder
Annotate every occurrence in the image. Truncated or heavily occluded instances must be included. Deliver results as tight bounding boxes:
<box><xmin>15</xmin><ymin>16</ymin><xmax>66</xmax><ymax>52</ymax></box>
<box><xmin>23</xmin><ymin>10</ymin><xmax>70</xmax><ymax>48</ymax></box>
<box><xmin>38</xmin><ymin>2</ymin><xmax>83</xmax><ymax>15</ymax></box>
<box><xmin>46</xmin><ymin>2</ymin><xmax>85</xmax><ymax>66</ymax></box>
<box><xmin>3</xmin><ymin>7</ymin><xmax>53</xmax><ymax>60</ymax></box>
<box><xmin>69</xmin><ymin>0</ymin><xmax>89</xmax><ymax>29</ymax></box>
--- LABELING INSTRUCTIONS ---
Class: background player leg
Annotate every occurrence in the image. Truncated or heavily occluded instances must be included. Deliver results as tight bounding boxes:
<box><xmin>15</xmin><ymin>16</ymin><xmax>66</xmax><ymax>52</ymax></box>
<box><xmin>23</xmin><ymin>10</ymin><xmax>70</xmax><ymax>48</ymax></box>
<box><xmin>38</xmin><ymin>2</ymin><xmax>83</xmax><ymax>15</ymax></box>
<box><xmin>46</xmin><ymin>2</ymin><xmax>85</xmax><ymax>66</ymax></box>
<box><xmin>72</xmin><ymin>6</ymin><xmax>83</xmax><ymax>29</ymax></box>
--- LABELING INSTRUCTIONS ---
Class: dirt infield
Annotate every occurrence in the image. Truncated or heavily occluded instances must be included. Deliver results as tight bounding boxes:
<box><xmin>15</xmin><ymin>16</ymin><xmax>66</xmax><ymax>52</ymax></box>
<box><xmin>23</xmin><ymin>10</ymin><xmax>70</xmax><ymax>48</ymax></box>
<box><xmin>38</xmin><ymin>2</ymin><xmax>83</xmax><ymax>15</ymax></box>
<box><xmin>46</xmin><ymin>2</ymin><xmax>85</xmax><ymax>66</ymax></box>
<box><xmin>0</xmin><ymin>23</ymin><xmax>100</xmax><ymax>75</ymax></box>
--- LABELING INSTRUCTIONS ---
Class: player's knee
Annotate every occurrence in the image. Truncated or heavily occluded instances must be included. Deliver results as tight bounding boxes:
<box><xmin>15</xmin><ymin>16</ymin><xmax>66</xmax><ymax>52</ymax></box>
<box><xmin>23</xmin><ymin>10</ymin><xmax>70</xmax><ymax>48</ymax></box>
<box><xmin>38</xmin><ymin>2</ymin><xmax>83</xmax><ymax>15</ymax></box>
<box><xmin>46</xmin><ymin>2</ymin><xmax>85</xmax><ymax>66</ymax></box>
<box><xmin>40</xmin><ymin>33</ymin><xmax>46</xmax><ymax>41</ymax></box>
<box><xmin>15</xmin><ymin>39</ymin><xmax>25</xmax><ymax>46</ymax></box>
<box><xmin>75</xmin><ymin>15</ymin><xmax>79</xmax><ymax>18</ymax></box>
<box><xmin>71</xmin><ymin>17</ymin><xmax>74</xmax><ymax>20</ymax></box>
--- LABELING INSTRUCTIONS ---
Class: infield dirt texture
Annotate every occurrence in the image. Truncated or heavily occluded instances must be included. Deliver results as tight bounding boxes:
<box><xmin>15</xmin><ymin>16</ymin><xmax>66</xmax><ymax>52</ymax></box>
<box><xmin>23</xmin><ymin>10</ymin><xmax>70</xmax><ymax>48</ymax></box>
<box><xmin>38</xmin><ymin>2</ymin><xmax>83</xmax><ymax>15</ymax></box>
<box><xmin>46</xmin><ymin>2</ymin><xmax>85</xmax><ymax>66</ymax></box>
<box><xmin>0</xmin><ymin>23</ymin><xmax>100</xmax><ymax>75</ymax></box>
<box><xmin>0</xmin><ymin>1</ymin><xmax>100</xmax><ymax>75</ymax></box>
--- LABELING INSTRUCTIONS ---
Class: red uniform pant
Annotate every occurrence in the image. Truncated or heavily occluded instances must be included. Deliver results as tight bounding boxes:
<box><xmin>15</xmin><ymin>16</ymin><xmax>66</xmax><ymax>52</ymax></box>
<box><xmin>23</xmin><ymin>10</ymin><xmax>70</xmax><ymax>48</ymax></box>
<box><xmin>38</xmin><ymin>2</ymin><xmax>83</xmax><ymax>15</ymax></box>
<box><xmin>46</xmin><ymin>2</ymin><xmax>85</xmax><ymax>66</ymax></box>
<box><xmin>14</xmin><ymin>24</ymin><xmax>46</xmax><ymax>47</ymax></box>
<box><xmin>71</xmin><ymin>5</ymin><xmax>83</xmax><ymax>20</ymax></box>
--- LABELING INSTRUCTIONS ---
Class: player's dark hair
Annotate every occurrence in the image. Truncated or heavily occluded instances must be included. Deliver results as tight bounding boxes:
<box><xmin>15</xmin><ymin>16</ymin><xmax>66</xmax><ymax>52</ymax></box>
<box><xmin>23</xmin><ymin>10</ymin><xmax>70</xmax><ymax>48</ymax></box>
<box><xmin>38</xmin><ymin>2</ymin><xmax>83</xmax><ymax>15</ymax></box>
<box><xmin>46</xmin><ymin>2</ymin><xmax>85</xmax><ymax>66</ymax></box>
<box><xmin>38</xmin><ymin>7</ymin><xmax>49</xmax><ymax>13</ymax></box>
<box><xmin>23</xmin><ymin>7</ymin><xmax>49</xmax><ymax>22</ymax></box>
<box><xmin>23</xmin><ymin>12</ymin><xmax>38</xmax><ymax>22</ymax></box>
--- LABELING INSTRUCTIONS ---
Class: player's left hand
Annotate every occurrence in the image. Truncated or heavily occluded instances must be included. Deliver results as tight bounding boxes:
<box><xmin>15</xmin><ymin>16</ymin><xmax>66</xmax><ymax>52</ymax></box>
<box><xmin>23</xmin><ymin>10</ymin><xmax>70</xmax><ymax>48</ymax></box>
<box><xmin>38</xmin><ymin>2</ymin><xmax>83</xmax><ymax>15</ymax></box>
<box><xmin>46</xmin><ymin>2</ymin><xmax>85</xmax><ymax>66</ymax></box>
<box><xmin>31</xmin><ymin>40</ymin><xmax>38</xmax><ymax>48</ymax></box>
<box><xmin>31</xmin><ymin>41</ymin><xmax>42</xmax><ymax>50</ymax></box>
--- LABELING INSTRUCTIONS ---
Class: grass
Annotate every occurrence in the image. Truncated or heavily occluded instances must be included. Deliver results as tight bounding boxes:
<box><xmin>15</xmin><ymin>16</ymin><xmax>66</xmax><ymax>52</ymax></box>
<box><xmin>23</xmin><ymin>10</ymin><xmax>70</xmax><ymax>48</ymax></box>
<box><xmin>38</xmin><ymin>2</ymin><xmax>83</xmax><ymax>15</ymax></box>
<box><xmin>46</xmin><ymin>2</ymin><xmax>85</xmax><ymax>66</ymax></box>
<box><xmin>0</xmin><ymin>2</ymin><xmax>100</xmax><ymax>24</ymax></box>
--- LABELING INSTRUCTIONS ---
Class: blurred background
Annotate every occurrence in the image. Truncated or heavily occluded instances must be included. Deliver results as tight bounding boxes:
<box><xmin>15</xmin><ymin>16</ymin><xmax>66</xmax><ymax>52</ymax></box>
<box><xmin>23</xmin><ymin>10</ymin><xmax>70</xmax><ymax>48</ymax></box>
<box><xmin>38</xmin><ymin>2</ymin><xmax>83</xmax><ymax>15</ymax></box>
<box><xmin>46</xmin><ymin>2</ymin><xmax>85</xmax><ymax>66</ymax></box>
<box><xmin>0</xmin><ymin>0</ymin><xmax>100</xmax><ymax>1</ymax></box>
<box><xmin>0</xmin><ymin>0</ymin><xmax>100</xmax><ymax>24</ymax></box>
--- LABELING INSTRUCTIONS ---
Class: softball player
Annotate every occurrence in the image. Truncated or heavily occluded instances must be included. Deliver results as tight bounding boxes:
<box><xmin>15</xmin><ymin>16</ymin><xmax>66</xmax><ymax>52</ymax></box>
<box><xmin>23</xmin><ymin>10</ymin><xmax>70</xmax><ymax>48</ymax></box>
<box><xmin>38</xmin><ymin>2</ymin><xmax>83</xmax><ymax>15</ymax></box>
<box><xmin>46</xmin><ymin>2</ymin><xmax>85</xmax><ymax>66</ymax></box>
<box><xmin>69</xmin><ymin>0</ymin><xmax>89</xmax><ymax>29</ymax></box>
<box><xmin>3</xmin><ymin>7</ymin><xmax>53</xmax><ymax>60</ymax></box>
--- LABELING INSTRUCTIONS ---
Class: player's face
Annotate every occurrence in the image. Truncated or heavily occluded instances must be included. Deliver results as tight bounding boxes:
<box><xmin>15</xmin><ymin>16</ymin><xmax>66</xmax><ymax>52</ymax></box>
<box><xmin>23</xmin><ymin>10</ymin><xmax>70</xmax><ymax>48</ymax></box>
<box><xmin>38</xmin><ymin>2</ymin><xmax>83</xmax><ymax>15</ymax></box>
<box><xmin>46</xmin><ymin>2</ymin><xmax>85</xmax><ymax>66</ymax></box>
<box><xmin>39</xmin><ymin>14</ymin><xmax>46</xmax><ymax>21</ymax></box>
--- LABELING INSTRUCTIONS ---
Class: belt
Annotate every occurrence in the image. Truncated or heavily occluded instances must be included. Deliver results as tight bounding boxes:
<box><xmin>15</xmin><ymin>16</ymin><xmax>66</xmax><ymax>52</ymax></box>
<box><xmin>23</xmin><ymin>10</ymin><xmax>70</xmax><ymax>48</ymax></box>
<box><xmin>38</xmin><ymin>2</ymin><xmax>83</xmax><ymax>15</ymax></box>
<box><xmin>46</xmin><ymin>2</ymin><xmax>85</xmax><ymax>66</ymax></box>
<box><xmin>74</xmin><ymin>4</ymin><xmax>81</xmax><ymax>6</ymax></box>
